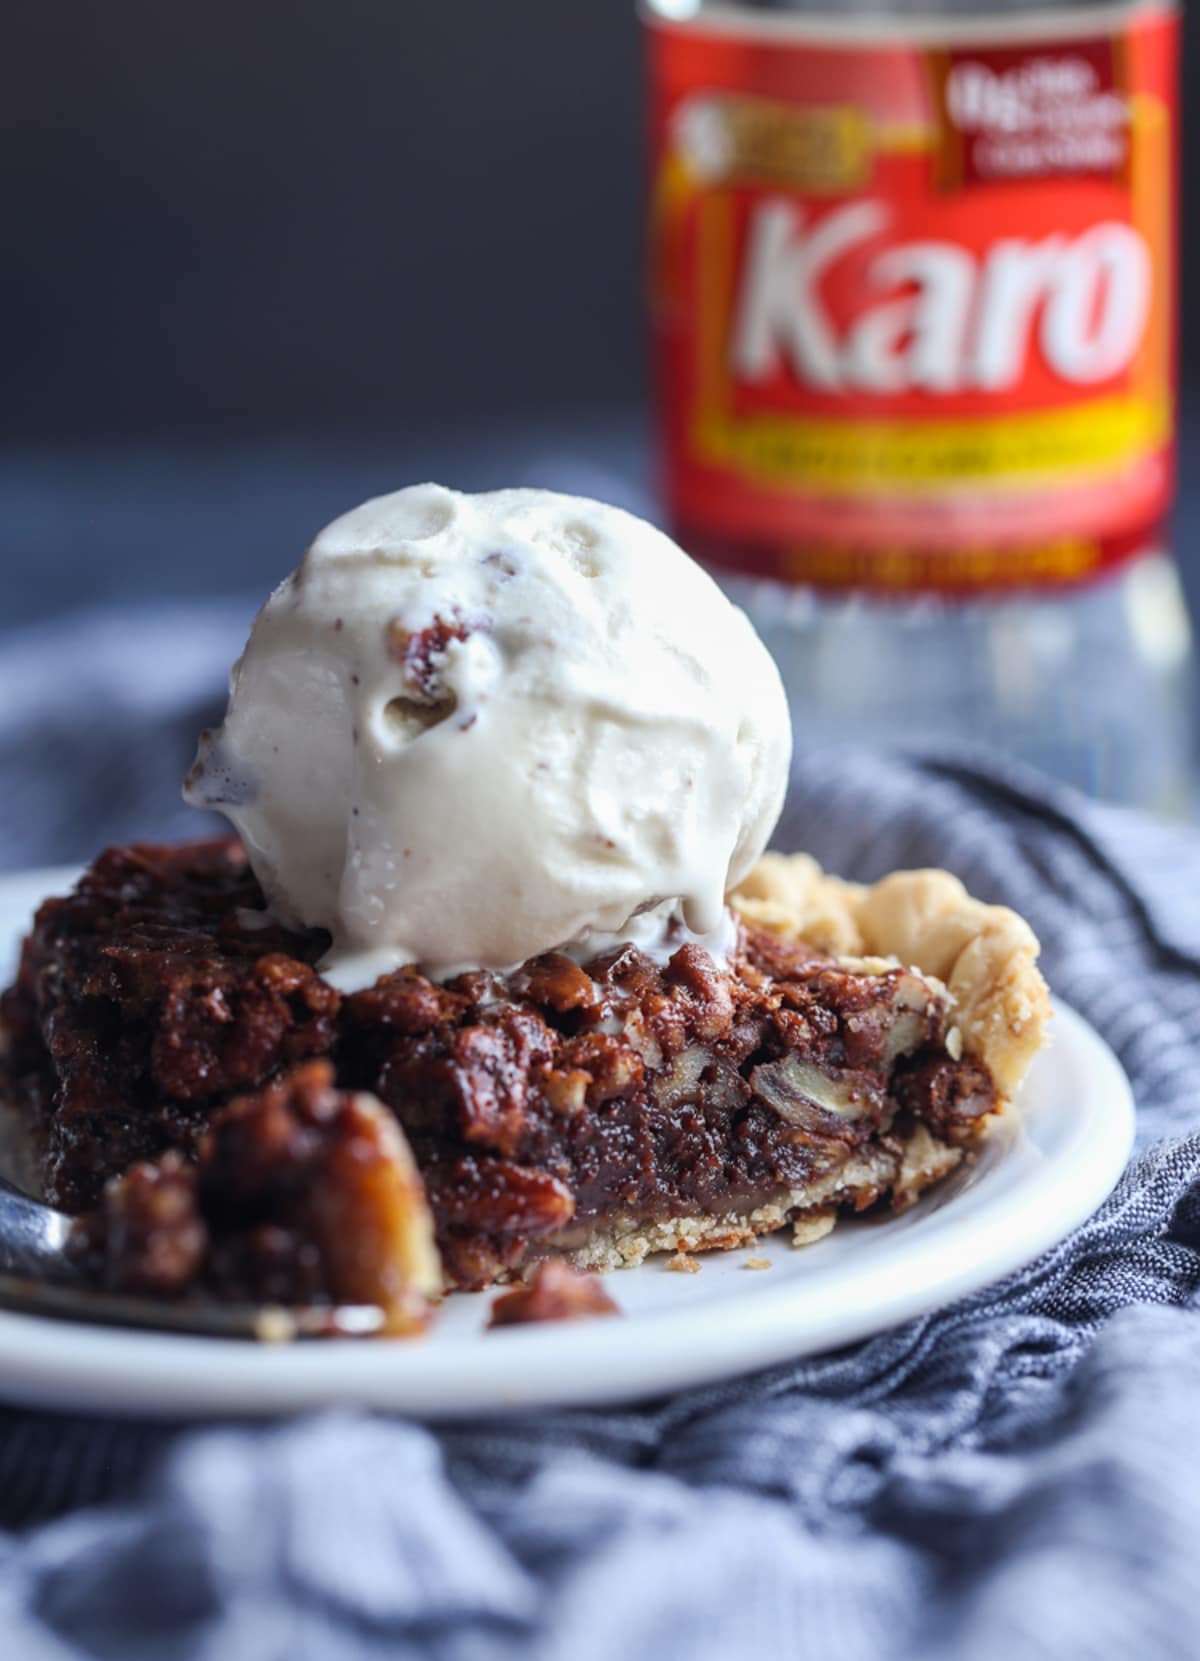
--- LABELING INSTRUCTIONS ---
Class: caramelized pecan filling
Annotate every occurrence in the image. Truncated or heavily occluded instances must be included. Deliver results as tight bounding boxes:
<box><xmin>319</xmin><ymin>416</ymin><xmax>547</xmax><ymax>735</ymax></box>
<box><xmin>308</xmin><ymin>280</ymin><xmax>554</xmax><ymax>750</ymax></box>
<box><xmin>2</xmin><ymin>840</ymin><xmax>998</xmax><ymax>1298</ymax></box>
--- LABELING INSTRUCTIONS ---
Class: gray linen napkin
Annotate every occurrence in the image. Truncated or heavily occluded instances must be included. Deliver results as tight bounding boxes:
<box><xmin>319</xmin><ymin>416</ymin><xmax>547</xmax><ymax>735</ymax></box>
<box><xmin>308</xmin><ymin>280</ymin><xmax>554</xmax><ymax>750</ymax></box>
<box><xmin>1</xmin><ymin>603</ymin><xmax>1199</xmax><ymax>1661</ymax></box>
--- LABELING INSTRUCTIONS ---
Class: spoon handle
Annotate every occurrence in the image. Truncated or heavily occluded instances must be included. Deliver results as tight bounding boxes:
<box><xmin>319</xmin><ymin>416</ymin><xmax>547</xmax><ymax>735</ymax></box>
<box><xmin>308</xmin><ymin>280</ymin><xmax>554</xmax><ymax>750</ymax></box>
<box><xmin>0</xmin><ymin>1174</ymin><xmax>78</xmax><ymax>1281</ymax></box>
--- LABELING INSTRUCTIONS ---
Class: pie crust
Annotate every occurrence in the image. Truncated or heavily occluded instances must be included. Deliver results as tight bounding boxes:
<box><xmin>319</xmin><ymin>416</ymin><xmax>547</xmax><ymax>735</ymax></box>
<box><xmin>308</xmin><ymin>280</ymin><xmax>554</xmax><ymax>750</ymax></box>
<box><xmin>731</xmin><ymin>854</ymin><xmax>1050</xmax><ymax>1100</ymax></box>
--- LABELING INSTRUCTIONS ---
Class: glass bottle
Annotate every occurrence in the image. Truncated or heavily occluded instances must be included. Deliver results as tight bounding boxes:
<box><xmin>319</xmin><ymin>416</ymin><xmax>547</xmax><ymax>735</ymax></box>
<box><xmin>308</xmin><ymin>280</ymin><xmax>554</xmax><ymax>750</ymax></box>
<box><xmin>643</xmin><ymin>0</ymin><xmax>1194</xmax><ymax>811</ymax></box>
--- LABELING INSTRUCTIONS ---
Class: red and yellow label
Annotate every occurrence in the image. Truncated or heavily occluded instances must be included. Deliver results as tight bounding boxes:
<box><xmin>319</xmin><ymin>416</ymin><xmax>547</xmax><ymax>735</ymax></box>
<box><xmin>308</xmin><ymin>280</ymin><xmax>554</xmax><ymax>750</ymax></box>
<box><xmin>645</xmin><ymin>4</ymin><xmax>1178</xmax><ymax>593</ymax></box>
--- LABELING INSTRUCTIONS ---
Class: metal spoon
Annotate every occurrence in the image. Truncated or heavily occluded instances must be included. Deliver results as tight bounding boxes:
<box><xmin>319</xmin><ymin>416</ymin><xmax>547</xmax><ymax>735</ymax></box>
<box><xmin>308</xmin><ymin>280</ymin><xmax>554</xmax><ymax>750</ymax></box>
<box><xmin>0</xmin><ymin>1175</ymin><xmax>385</xmax><ymax>1340</ymax></box>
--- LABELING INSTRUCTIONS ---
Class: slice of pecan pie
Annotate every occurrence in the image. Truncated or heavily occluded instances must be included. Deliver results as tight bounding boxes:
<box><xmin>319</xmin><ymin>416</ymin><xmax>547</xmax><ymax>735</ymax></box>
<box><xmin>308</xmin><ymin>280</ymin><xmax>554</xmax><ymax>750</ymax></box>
<box><xmin>0</xmin><ymin>840</ymin><xmax>1049</xmax><ymax>1311</ymax></box>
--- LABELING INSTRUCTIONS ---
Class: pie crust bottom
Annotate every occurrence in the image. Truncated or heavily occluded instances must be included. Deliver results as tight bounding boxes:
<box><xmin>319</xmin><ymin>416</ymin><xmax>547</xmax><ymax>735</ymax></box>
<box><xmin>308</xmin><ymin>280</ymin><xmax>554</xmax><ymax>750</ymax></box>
<box><xmin>539</xmin><ymin>1121</ymin><xmax>964</xmax><ymax>1275</ymax></box>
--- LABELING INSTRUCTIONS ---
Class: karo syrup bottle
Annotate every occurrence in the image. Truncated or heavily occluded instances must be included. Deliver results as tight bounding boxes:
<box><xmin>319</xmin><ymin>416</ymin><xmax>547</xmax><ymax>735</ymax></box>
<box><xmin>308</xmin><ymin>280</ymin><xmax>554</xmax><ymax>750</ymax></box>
<box><xmin>643</xmin><ymin>0</ymin><xmax>1195</xmax><ymax>811</ymax></box>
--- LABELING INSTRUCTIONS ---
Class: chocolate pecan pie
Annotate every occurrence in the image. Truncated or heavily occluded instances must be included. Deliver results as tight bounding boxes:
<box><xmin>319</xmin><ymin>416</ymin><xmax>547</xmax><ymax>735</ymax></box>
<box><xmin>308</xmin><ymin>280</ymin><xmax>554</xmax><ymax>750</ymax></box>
<box><xmin>0</xmin><ymin>839</ymin><xmax>1049</xmax><ymax>1319</ymax></box>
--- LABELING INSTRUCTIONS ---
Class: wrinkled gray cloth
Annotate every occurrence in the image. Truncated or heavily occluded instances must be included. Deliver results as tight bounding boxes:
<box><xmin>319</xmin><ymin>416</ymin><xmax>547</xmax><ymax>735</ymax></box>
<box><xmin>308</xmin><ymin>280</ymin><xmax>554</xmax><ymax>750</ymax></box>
<box><xmin>2</xmin><ymin>603</ymin><xmax>1200</xmax><ymax>1661</ymax></box>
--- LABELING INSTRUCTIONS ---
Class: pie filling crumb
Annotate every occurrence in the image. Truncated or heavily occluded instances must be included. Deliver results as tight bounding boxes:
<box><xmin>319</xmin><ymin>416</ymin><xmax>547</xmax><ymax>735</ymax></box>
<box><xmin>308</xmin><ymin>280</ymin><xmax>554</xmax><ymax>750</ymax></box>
<box><xmin>0</xmin><ymin>839</ymin><xmax>1050</xmax><ymax>1320</ymax></box>
<box><xmin>488</xmin><ymin>1260</ymin><xmax>620</xmax><ymax>1328</ymax></box>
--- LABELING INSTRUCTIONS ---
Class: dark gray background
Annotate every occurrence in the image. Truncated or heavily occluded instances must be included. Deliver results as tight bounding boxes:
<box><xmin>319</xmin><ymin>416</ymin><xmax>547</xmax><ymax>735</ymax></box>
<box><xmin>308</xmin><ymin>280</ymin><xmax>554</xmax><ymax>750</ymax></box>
<box><xmin>1</xmin><ymin>0</ymin><xmax>643</xmax><ymax>440</ymax></box>
<box><xmin>1</xmin><ymin>0</ymin><xmax>1197</xmax><ymax>626</ymax></box>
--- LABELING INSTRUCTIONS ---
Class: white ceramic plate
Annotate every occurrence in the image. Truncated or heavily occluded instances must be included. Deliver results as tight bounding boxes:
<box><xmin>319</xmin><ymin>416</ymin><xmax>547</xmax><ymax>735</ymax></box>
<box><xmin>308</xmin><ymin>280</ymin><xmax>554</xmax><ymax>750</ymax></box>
<box><xmin>0</xmin><ymin>866</ymin><xmax>1134</xmax><ymax>1419</ymax></box>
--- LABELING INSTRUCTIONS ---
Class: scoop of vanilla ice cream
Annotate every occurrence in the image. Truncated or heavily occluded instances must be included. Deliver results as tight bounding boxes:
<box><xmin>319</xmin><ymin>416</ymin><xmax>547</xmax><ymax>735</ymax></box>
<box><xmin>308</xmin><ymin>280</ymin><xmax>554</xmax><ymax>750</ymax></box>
<box><xmin>186</xmin><ymin>483</ymin><xmax>791</xmax><ymax>989</ymax></box>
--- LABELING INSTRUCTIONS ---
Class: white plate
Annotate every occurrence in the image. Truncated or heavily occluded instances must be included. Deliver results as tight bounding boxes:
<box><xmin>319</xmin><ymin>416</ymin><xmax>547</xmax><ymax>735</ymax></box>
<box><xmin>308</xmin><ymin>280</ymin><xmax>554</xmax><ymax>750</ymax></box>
<box><xmin>0</xmin><ymin>866</ymin><xmax>1134</xmax><ymax>1420</ymax></box>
